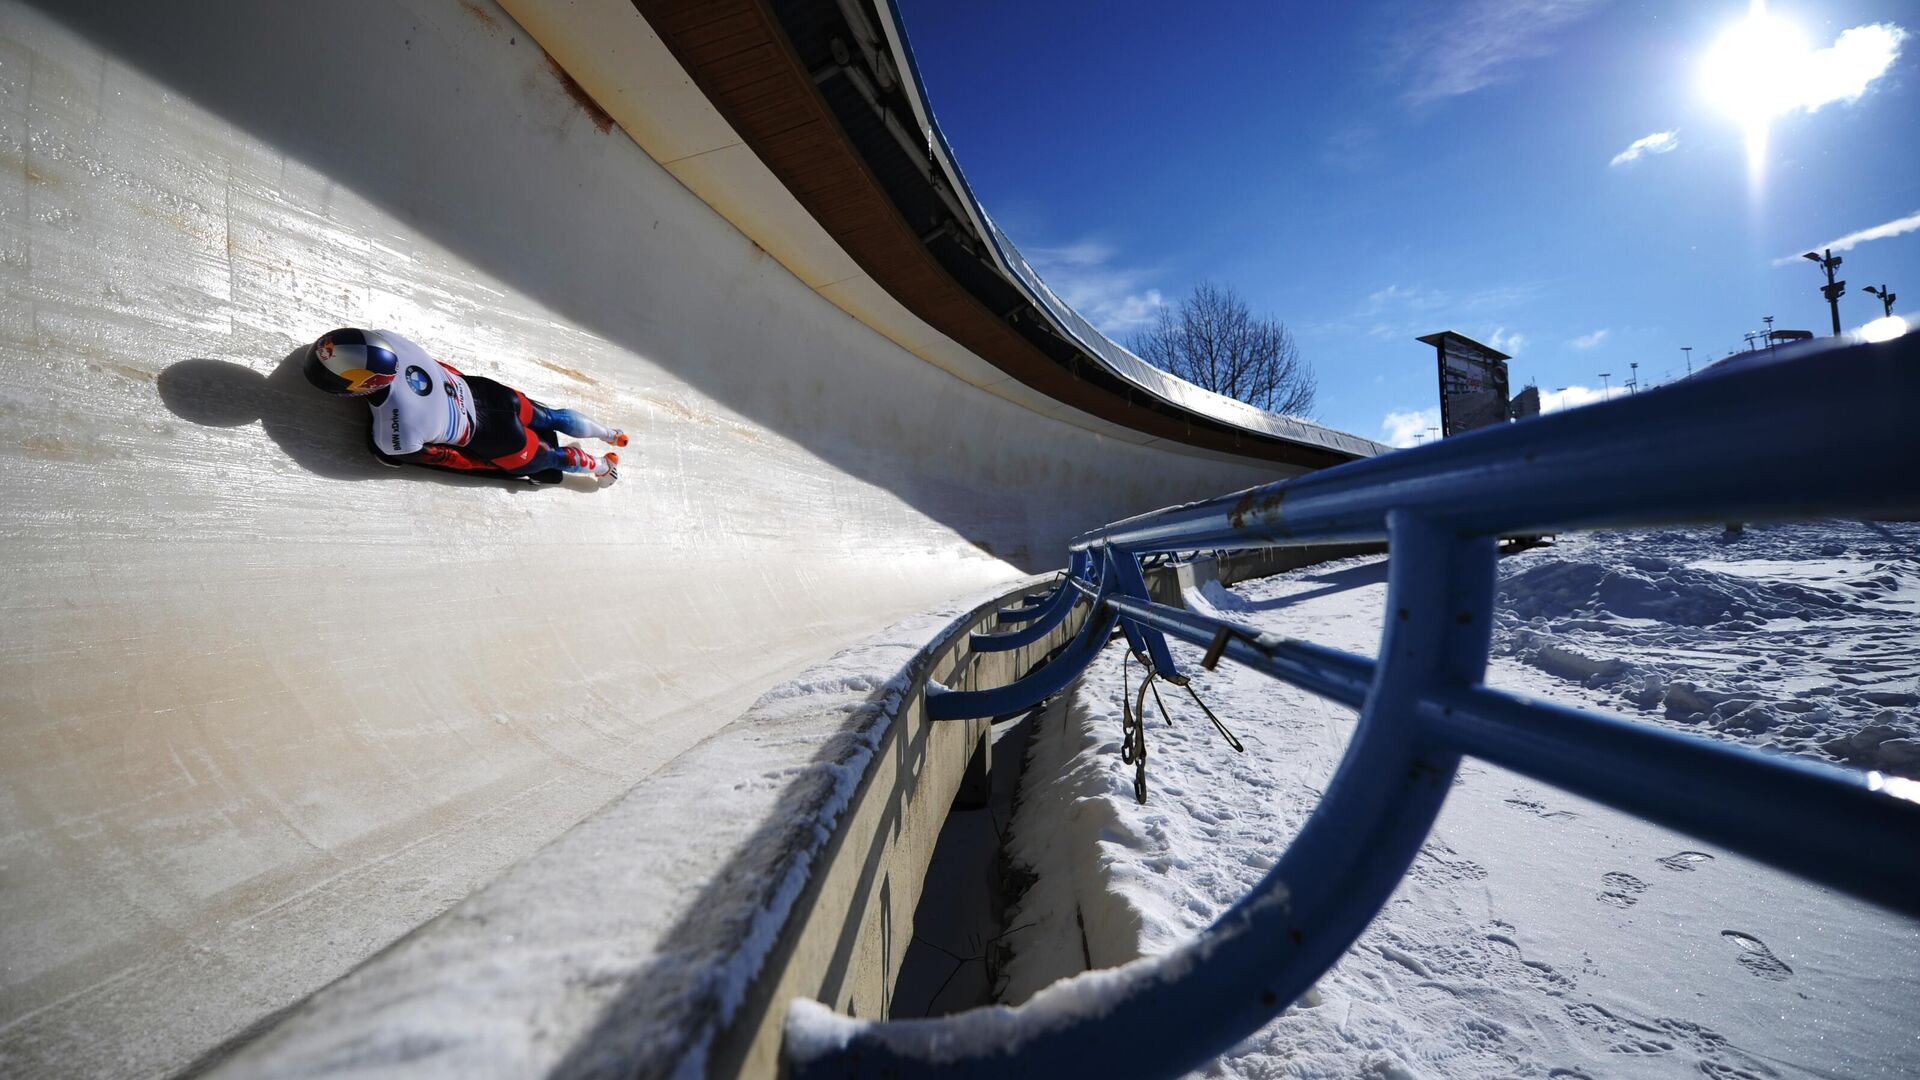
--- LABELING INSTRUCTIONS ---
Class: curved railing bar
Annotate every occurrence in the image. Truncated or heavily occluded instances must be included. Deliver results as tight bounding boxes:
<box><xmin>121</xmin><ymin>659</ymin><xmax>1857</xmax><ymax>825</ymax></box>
<box><xmin>994</xmin><ymin>562</ymin><xmax>1081</xmax><ymax>626</ymax></box>
<box><xmin>927</xmin><ymin>564</ymin><xmax>1118</xmax><ymax>722</ymax></box>
<box><xmin>977</xmin><ymin>559</ymin><xmax>1085</xmax><ymax>646</ymax></box>
<box><xmin>788</xmin><ymin>336</ymin><xmax>1920</xmax><ymax>1078</ymax></box>
<box><xmin>970</xmin><ymin>583</ymin><xmax>1082</xmax><ymax>652</ymax></box>
<box><xmin>994</xmin><ymin>596</ymin><xmax>1055</xmax><ymax>625</ymax></box>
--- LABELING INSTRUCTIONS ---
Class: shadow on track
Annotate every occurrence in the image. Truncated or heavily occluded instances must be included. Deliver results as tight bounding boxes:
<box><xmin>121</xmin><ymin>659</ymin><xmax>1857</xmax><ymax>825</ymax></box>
<box><xmin>1226</xmin><ymin>558</ymin><xmax>1389</xmax><ymax>613</ymax></box>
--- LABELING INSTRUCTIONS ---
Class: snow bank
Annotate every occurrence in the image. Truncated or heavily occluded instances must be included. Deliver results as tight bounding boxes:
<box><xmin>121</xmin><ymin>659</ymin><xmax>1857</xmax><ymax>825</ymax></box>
<box><xmin>1496</xmin><ymin>522</ymin><xmax>1920</xmax><ymax>776</ymax></box>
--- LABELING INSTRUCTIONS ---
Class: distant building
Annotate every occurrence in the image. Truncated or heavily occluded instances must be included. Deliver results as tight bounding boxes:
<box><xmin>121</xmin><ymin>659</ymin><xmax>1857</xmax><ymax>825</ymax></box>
<box><xmin>1418</xmin><ymin>331</ymin><xmax>1511</xmax><ymax>437</ymax></box>
<box><xmin>1509</xmin><ymin>384</ymin><xmax>1540</xmax><ymax>420</ymax></box>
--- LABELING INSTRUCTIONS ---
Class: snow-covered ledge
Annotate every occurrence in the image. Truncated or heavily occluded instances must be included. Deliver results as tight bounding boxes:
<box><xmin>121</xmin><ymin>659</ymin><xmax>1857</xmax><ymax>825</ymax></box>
<box><xmin>208</xmin><ymin>574</ymin><xmax>1085</xmax><ymax>1080</ymax></box>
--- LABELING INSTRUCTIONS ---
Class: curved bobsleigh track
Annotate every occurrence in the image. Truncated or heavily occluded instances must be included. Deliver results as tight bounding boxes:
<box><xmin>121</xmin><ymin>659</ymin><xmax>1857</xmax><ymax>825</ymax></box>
<box><xmin>0</xmin><ymin>1</ymin><xmax>1377</xmax><ymax>1075</ymax></box>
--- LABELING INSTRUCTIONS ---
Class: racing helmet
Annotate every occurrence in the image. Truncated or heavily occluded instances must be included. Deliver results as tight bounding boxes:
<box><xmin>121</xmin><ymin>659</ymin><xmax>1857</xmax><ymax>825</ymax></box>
<box><xmin>304</xmin><ymin>328</ymin><xmax>400</xmax><ymax>396</ymax></box>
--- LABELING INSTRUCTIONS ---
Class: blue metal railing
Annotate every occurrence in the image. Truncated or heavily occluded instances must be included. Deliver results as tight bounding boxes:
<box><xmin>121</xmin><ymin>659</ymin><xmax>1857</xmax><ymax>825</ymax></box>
<box><xmin>787</xmin><ymin>334</ymin><xmax>1920</xmax><ymax>1078</ymax></box>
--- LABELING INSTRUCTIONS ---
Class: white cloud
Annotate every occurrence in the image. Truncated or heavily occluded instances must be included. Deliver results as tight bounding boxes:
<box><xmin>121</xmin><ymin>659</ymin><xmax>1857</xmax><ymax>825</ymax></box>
<box><xmin>1609</xmin><ymin>130</ymin><xmax>1678</xmax><ymax>167</ymax></box>
<box><xmin>1774</xmin><ymin>209</ymin><xmax>1920</xmax><ymax>266</ymax></box>
<box><xmin>1027</xmin><ymin>241</ymin><xmax>1109</xmax><ymax>268</ymax></box>
<box><xmin>1488</xmin><ymin>327</ymin><xmax>1527</xmax><ymax>354</ymax></box>
<box><xmin>1540</xmin><ymin>384</ymin><xmax>1610</xmax><ymax>412</ymax></box>
<box><xmin>1463</xmin><ymin>283</ymin><xmax>1540</xmax><ymax>310</ymax></box>
<box><xmin>1381</xmin><ymin>407</ymin><xmax>1442</xmax><ymax>448</ymax></box>
<box><xmin>1357</xmin><ymin>285</ymin><xmax>1537</xmax><ymax>346</ymax></box>
<box><xmin>1367</xmin><ymin>283</ymin><xmax>1449</xmax><ymax>314</ymax></box>
<box><xmin>1026</xmin><ymin>241</ymin><xmax>1166</xmax><ymax>335</ymax></box>
<box><xmin>1706</xmin><ymin>20</ymin><xmax>1906</xmax><ymax>123</ymax></box>
<box><xmin>1795</xmin><ymin>23</ymin><xmax>1906</xmax><ymax>113</ymax></box>
<box><xmin>1568</xmin><ymin>328</ymin><xmax>1609</xmax><ymax>349</ymax></box>
<box><xmin>1395</xmin><ymin>0</ymin><xmax>1610</xmax><ymax>106</ymax></box>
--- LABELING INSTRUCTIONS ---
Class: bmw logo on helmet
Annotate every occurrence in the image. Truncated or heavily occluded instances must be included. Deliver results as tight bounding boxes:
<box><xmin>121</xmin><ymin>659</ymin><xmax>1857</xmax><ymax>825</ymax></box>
<box><xmin>405</xmin><ymin>365</ymin><xmax>433</xmax><ymax>396</ymax></box>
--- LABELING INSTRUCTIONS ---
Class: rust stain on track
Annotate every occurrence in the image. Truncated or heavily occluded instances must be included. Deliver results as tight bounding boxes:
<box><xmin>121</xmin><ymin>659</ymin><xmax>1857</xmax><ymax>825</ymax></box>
<box><xmin>543</xmin><ymin>51</ymin><xmax>614</xmax><ymax>134</ymax></box>
<box><xmin>533</xmin><ymin>358</ymin><xmax>597</xmax><ymax>385</ymax></box>
<box><xmin>456</xmin><ymin>0</ymin><xmax>500</xmax><ymax>30</ymax></box>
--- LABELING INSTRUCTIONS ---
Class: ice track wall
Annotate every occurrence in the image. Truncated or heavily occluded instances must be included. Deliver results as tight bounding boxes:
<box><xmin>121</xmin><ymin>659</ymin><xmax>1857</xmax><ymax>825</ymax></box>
<box><xmin>0</xmin><ymin>1</ymin><xmax>1294</xmax><ymax>1075</ymax></box>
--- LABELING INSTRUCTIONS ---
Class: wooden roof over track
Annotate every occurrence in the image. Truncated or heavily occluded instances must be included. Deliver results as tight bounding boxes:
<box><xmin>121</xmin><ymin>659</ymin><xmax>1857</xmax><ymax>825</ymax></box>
<box><xmin>631</xmin><ymin>0</ymin><xmax>1352</xmax><ymax>468</ymax></box>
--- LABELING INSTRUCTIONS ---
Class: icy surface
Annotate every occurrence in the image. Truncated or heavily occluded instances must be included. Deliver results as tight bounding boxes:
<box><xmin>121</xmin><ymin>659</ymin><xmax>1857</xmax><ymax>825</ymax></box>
<box><xmin>211</xmin><ymin>581</ymin><xmax>1037</xmax><ymax>1080</ymax></box>
<box><xmin>998</xmin><ymin>522</ymin><xmax>1919</xmax><ymax>1079</ymax></box>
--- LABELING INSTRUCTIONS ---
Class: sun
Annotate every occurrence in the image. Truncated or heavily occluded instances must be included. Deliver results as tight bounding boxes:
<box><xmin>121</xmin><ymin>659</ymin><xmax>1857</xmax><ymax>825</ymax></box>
<box><xmin>1699</xmin><ymin>2</ymin><xmax>1810</xmax><ymax>178</ymax></box>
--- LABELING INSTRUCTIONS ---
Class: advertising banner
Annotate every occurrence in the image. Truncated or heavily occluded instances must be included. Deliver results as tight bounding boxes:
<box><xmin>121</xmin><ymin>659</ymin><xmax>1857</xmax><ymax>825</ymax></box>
<box><xmin>1418</xmin><ymin>332</ymin><xmax>1511</xmax><ymax>437</ymax></box>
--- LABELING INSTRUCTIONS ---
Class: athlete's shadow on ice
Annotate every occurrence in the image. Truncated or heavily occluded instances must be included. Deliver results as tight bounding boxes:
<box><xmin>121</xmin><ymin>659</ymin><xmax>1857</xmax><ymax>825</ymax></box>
<box><xmin>156</xmin><ymin>351</ymin><xmax>585</xmax><ymax>492</ymax></box>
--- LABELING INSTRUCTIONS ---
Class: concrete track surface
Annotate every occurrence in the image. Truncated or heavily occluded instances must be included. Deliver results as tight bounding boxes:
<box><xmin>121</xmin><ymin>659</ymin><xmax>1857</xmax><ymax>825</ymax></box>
<box><xmin>0</xmin><ymin>1</ymin><xmax>1311</xmax><ymax>1075</ymax></box>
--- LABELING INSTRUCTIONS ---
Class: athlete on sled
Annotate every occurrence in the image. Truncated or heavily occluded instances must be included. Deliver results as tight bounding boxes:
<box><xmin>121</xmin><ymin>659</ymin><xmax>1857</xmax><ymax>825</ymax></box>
<box><xmin>304</xmin><ymin>328</ymin><xmax>625</xmax><ymax>485</ymax></box>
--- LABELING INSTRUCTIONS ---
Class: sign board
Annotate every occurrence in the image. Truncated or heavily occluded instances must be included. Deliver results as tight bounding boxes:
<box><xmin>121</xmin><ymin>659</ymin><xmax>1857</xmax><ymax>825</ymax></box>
<box><xmin>1417</xmin><ymin>331</ymin><xmax>1510</xmax><ymax>437</ymax></box>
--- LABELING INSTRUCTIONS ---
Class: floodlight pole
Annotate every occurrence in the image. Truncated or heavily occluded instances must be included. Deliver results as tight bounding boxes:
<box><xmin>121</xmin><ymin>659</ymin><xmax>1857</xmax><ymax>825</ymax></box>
<box><xmin>1865</xmin><ymin>284</ymin><xmax>1897</xmax><ymax>318</ymax></box>
<box><xmin>1599</xmin><ymin>372</ymin><xmax>1611</xmax><ymax>399</ymax></box>
<box><xmin>1682</xmin><ymin>346</ymin><xmax>1693</xmax><ymax>375</ymax></box>
<box><xmin>1629</xmin><ymin>361</ymin><xmax>1639</xmax><ymax>393</ymax></box>
<box><xmin>1804</xmin><ymin>249</ymin><xmax>1845</xmax><ymax>335</ymax></box>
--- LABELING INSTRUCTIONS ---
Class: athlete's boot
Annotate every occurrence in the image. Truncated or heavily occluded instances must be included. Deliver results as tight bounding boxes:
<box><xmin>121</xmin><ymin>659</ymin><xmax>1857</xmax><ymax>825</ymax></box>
<box><xmin>605</xmin><ymin>429</ymin><xmax>629</xmax><ymax>448</ymax></box>
<box><xmin>559</xmin><ymin>446</ymin><xmax>616</xmax><ymax>481</ymax></box>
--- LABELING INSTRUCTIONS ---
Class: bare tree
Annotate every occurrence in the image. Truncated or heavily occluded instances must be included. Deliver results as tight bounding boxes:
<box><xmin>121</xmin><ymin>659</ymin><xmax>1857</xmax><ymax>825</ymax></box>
<box><xmin>1128</xmin><ymin>282</ymin><xmax>1317</xmax><ymax>417</ymax></box>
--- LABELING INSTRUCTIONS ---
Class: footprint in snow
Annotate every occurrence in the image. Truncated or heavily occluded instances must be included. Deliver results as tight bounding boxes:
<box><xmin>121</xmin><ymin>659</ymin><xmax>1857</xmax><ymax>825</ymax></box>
<box><xmin>1505</xmin><ymin>795</ymin><xmax>1578</xmax><ymax>820</ymax></box>
<box><xmin>1596</xmin><ymin>871</ymin><xmax>1649</xmax><ymax>908</ymax></box>
<box><xmin>1721</xmin><ymin>930</ymin><xmax>1794</xmax><ymax>981</ymax></box>
<box><xmin>1700</xmin><ymin>1062</ymin><xmax>1773</xmax><ymax>1080</ymax></box>
<box><xmin>1656</xmin><ymin>850</ymin><xmax>1715</xmax><ymax>872</ymax></box>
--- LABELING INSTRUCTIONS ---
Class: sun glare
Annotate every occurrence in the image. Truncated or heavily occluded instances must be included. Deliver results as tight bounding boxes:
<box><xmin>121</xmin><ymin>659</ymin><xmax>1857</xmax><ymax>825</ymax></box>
<box><xmin>1701</xmin><ymin>10</ymin><xmax>1809</xmax><ymax>126</ymax></box>
<box><xmin>1699</xmin><ymin>4</ymin><xmax>1907</xmax><ymax>186</ymax></box>
<box><xmin>1700</xmin><ymin>5</ymin><xmax>1807</xmax><ymax>180</ymax></box>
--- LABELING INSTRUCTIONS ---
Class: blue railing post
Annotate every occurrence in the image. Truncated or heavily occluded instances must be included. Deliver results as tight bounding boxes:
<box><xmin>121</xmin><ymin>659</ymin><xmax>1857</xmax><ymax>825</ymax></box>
<box><xmin>1106</xmin><ymin>545</ymin><xmax>1183</xmax><ymax>681</ymax></box>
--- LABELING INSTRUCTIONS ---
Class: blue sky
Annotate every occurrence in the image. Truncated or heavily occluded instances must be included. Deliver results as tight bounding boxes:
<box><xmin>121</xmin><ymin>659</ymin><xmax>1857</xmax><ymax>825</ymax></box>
<box><xmin>895</xmin><ymin>1</ymin><xmax>1918</xmax><ymax>445</ymax></box>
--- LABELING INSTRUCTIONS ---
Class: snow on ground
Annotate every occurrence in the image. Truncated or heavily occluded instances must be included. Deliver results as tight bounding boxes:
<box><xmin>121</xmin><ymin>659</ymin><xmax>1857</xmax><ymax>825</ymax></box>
<box><xmin>999</xmin><ymin>521</ymin><xmax>1920</xmax><ymax>1079</ymax></box>
<box><xmin>1496</xmin><ymin>522</ymin><xmax>1920</xmax><ymax>777</ymax></box>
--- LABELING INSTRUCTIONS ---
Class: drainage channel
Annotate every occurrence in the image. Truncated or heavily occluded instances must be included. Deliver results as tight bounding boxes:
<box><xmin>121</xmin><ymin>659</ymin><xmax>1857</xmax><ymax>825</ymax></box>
<box><xmin>890</xmin><ymin>701</ymin><xmax>1051</xmax><ymax>1017</ymax></box>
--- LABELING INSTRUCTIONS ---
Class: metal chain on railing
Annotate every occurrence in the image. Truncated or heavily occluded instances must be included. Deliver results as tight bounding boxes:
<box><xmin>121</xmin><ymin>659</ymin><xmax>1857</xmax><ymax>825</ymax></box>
<box><xmin>1120</xmin><ymin>647</ymin><xmax>1245</xmax><ymax>804</ymax></box>
<box><xmin>1119</xmin><ymin>650</ymin><xmax>1147</xmax><ymax>802</ymax></box>
<box><xmin>1129</xmin><ymin>661</ymin><xmax>1152</xmax><ymax>803</ymax></box>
